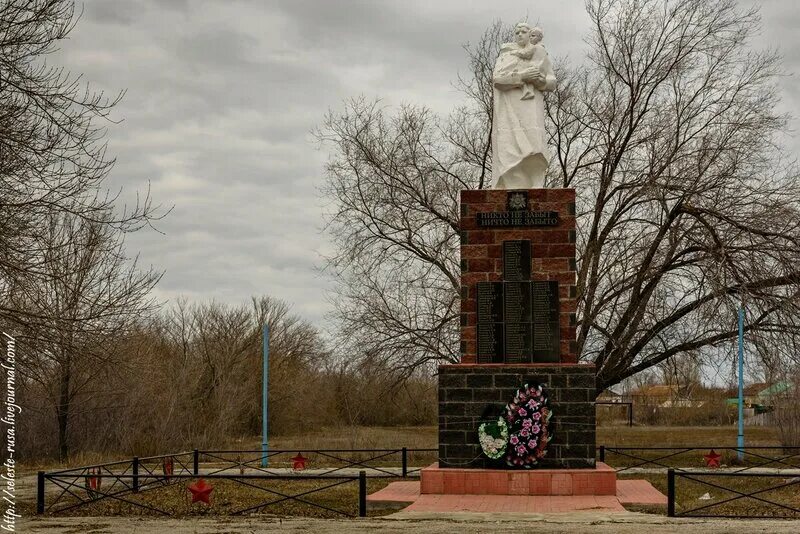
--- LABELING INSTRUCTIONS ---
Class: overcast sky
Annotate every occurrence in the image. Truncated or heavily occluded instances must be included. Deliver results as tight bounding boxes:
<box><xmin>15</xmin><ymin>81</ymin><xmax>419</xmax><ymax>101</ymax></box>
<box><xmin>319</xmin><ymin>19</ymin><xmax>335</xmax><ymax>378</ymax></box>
<box><xmin>54</xmin><ymin>0</ymin><xmax>800</xmax><ymax>328</ymax></box>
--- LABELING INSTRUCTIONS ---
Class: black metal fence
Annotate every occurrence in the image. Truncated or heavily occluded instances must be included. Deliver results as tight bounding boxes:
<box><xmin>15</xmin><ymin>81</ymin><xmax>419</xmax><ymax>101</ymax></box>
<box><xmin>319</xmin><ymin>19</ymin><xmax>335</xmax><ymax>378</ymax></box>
<box><xmin>595</xmin><ymin>401</ymin><xmax>634</xmax><ymax>427</ymax></box>
<box><xmin>196</xmin><ymin>447</ymin><xmax>436</xmax><ymax>478</ymax></box>
<box><xmin>667</xmin><ymin>468</ymin><xmax>800</xmax><ymax>519</ymax></box>
<box><xmin>597</xmin><ymin>444</ymin><xmax>800</xmax><ymax>519</ymax></box>
<box><xmin>598</xmin><ymin>445</ymin><xmax>800</xmax><ymax>472</ymax></box>
<box><xmin>37</xmin><ymin>448</ymin><xmax>436</xmax><ymax>517</ymax></box>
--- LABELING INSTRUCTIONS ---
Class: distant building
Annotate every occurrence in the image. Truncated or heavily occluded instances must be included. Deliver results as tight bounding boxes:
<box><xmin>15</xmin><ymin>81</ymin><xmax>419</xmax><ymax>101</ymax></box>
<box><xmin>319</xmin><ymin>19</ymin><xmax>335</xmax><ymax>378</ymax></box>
<box><xmin>597</xmin><ymin>387</ymin><xmax>624</xmax><ymax>403</ymax></box>
<box><xmin>631</xmin><ymin>384</ymin><xmax>706</xmax><ymax>408</ymax></box>
<box><xmin>726</xmin><ymin>381</ymin><xmax>794</xmax><ymax>411</ymax></box>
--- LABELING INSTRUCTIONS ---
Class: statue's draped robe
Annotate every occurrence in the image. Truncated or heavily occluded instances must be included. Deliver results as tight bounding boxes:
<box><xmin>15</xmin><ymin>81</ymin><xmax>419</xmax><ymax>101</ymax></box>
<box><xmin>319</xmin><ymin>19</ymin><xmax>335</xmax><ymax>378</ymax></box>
<box><xmin>491</xmin><ymin>44</ymin><xmax>556</xmax><ymax>188</ymax></box>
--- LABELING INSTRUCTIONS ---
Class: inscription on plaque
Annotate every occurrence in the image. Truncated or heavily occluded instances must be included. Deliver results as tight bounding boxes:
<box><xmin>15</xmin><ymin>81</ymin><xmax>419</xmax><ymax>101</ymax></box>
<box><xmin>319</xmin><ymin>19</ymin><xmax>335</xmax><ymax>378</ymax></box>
<box><xmin>502</xmin><ymin>241</ymin><xmax>531</xmax><ymax>281</ymax></box>
<box><xmin>476</xmin><ymin>211</ymin><xmax>559</xmax><ymax>227</ymax></box>
<box><xmin>476</xmin><ymin>282</ymin><xmax>504</xmax><ymax>323</ymax></box>
<box><xmin>503</xmin><ymin>281</ymin><xmax>532</xmax><ymax>324</ymax></box>
<box><xmin>477</xmin><ymin>323</ymin><xmax>504</xmax><ymax>363</ymax></box>
<box><xmin>476</xmin><ymin>282</ymin><xmax>504</xmax><ymax>363</ymax></box>
<box><xmin>475</xmin><ymin>239</ymin><xmax>562</xmax><ymax>363</ymax></box>
<box><xmin>504</xmin><ymin>323</ymin><xmax>533</xmax><ymax>363</ymax></box>
<box><xmin>531</xmin><ymin>281</ymin><xmax>560</xmax><ymax>362</ymax></box>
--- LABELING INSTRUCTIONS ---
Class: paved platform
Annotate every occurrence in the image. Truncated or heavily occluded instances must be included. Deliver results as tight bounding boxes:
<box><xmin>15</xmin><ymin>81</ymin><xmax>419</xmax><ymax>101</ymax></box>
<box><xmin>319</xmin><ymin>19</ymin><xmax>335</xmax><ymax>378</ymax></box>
<box><xmin>616</xmin><ymin>479</ymin><xmax>667</xmax><ymax>505</ymax></box>
<box><xmin>367</xmin><ymin>481</ymin><xmax>420</xmax><ymax>510</ymax></box>
<box><xmin>367</xmin><ymin>478</ymin><xmax>666</xmax><ymax>513</ymax></box>
<box><xmin>403</xmin><ymin>494</ymin><xmax>626</xmax><ymax>513</ymax></box>
<box><xmin>420</xmin><ymin>462</ymin><xmax>617</xmax><ymax>495</ymax></box>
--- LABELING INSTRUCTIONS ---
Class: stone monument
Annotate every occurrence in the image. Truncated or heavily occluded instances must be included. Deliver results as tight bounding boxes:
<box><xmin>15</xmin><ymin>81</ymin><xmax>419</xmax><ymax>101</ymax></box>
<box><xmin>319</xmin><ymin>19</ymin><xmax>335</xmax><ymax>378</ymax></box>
<box><xmin>422</xmin><ymin>23</ymin><xmax>610</xmax><ymax>496</ymax></box>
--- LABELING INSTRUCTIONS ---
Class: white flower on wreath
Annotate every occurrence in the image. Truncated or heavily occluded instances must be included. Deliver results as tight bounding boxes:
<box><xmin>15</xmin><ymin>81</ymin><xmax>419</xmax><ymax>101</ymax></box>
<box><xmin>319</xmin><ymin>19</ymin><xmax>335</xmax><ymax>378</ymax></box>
<box><xmin>478</xmin><ymin>417</ymin><xmax>510</xmax><ymax>460</ymax></box>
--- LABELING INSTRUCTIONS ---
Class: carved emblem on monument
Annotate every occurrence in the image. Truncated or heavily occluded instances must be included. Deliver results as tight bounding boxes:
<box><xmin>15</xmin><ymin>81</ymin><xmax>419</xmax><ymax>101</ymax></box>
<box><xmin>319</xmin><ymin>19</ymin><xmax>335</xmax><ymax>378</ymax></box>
<box><xmin>507</xmin><ymin>191</ymin><xmax>528</xmax><ymax>211</ymax></box>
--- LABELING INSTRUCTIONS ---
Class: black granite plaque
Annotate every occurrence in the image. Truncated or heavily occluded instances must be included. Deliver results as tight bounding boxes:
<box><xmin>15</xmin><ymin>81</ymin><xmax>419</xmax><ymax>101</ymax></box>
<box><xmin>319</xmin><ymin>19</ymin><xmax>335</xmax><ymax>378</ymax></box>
<box><xmin>476</xmin><ymin>282</ymin><xmax>504</xmax><ymax>323</ymax></box>
<box><xmin>502</xmin><ymin>241</ymin><xmax>531</xmax><ymax>281</ymax></box>
<box><xmin>503</xmin><ymin>281</ymin><xmax>532</xmax><ymax>323</ymax></box>
<box><xmin>477</xmin><ymin>323</ymin><xmax>504</xmax><ymax>363</ymax></box>
<box><xmin>476</xmin><ymin>211</ymin><xmax>559</xmax><ymax>227</ymax></box>
<box><xmin>476</xmin><ymin>282</ymin><xmax>504</xmax><ymax>362</ymax></box>
<box><xmin>504</xmin><ymin>323</ymin><xmax>533</xmax><ymax>363</ymax></box>
<box><xmin>474</xmin><ymin>242</ymin><xmax>561</xmax><ymax>363</ymax></box>
<box><xmin>531</xmin><ymin>281</ymin><xmax>560</xmax><ymax>362</ymax></box>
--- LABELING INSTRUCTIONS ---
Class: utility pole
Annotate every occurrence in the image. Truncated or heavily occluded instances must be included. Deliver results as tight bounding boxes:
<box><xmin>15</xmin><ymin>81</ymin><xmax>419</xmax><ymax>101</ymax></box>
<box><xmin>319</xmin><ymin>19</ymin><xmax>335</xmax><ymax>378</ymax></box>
<box><xmin>737</xmin><ymin>304</ymin><xmax>744</xmax><ymax>461</ymax></box>
<box><xmin>268</xmin><ymin>325</ymin><xmax>269</xmax><ymax>467</ymax></box>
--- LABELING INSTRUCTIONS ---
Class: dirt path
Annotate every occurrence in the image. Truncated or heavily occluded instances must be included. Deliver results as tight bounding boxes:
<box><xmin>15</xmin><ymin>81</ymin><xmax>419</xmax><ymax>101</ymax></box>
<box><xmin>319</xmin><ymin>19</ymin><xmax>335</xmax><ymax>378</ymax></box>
<box><xmin>19</xmin><ymin>511</ymin><xmax>800</xmax><ymax>533</ymax></box>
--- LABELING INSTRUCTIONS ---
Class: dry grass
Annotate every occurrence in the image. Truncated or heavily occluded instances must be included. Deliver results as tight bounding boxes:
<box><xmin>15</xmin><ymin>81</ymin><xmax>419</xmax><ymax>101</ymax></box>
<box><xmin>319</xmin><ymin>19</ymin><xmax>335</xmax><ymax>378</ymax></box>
<box><xmin>597</xmin><ymin>425</ymin><xmax>781</xmax><ymax>448</ymax></box>
<box><xmin>242</xmin><ymin>425</ymin><xmax>438</xmax><ymax>451</ymax></box>
<box><xmin>603</xmin><ymin>426</ymin><xmax>799</xmax><ymax>518</ymax></box>
<box><xmin>26</xmin><ymin>424</ymin><xmax>781</xmax><ymax>473</ymax></box>
<box><xmin>620</xmin><ymin>472</ymin><xmax>800</xmax><ymax>519</ymax></box>
<box><xmin>27</xmin><ymin>424</ymin><xmax>798</xmax><ymax>519</ymax></box>
<box><xmin>23</xmin><ymin>425</ymin><xmax>440</xmax><ymax>474</ymax></box>
<box><xmin>597</xmin><ymin>425</ymin><xmax>787</xmax><ymax>469</ymax></box>
<box><xmin>25</xmin><ymin>477</ymin><xmax>393</xmax><ymax>519</ymax></box>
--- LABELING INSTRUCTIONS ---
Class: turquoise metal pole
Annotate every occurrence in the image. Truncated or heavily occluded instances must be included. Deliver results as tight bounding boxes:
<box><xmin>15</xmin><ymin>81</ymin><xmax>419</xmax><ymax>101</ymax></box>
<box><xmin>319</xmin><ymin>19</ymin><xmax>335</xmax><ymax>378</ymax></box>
<box><xmin>737</xmin><ymin>305</ymin><xmax>744</xmax><ymax>461</ymax></box>
<box><xmin>268</xmin><ymin>325</ymin><xmax>269</xmax><ymax>467</ymax></box>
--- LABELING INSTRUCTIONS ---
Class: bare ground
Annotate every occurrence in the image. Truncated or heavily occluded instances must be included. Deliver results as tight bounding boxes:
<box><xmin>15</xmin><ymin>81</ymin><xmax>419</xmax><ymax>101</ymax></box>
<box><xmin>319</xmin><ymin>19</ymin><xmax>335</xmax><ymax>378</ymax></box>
<box><xmin>19</xmin><ymin>511</ymin><xmax>800</xmax><ymax>533</ymax></box>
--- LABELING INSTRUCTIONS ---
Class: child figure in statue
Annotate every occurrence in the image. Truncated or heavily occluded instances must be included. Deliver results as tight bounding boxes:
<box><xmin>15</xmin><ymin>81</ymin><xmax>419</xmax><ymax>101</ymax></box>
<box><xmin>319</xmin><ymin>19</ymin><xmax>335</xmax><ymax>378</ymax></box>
<box><xmin>509</xmin><ymin>26</ymin><xmax>545</xmax><ymax>100</ymax></box>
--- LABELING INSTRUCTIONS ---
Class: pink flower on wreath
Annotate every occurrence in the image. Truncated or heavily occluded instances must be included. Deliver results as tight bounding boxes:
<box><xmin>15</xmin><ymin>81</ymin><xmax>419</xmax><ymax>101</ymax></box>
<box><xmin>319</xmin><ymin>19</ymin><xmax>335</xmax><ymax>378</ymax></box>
<box><xmin>518</xmin><ymin>408</ymin><xmax>527</xmax><ymax>417</ymax></box>
<box><xmin>515</xmin><ymin>445</ymin><xmax>527</xmax><ymax>455</ymax></box>
<box><xmin>510</xmin><ymin>435</ymin><xmax>519</xmax><ymax>445</ymax></box>
<box><xmin>522</xmin><ymin>419</ymin><xmax>532</xmax><ymax>429</ymax></box>
<box><xmin>532</xmin><ymin>424</ymin><xmax>541</xmax><ymax>434</ymax></box>
<box><xmin>528</xmin><ymin>439</ymin><xmax>538</xmax><ymax>449</ymax></box>
<box><xmin>520</xmin><ymin>428</ymin><xmax>530</xmax><ymax>438</ymax></box>
<box><xmin>532</xmin><ymin>412</ymin><xmax>541</xmax><ymax>421</ymax></box>
<box><xmin>527</xmin><ymin>399</ymin><xmax>539</xmax><ymax>410</ymax></box>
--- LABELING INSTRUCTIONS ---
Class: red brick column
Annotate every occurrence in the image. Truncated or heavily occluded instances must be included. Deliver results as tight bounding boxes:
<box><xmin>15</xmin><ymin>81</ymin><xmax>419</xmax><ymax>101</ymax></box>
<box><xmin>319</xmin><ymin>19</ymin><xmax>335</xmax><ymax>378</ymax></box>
<box><xmin>460</xmin><ymin>189</ymin><xmax>577</xmax><ymax>364</ymax></box>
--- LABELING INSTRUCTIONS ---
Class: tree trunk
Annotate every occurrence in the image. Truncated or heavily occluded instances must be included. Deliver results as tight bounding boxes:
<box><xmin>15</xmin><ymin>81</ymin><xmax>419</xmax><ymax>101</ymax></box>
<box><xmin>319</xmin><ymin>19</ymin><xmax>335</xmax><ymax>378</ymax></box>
<box><xmin>57</xmin><ymin>359</ymin><xmax>71</xmax><ymax>462</ymax></box>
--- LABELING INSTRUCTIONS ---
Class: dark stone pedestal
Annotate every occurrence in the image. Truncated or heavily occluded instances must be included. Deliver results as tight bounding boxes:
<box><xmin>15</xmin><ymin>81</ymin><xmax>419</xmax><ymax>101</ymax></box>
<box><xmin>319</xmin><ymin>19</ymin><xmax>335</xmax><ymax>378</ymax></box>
<box><xmin>438</xmin><ymin>363</ymin><xmax>596</xmax><ymax>469</ymax></box>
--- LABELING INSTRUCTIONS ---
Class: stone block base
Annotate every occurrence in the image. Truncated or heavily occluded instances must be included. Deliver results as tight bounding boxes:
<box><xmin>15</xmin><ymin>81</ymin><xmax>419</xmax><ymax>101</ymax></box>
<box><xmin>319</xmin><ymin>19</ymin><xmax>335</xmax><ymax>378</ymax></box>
<box><xmin>439</xmin><ymin>363</ymin><xmax>596</xmax><ymax>469</ymax></box>
<box><xmin>420</xmin><ymin>462</ymin><xmax>616</xmax><ymax>495</ymax></box>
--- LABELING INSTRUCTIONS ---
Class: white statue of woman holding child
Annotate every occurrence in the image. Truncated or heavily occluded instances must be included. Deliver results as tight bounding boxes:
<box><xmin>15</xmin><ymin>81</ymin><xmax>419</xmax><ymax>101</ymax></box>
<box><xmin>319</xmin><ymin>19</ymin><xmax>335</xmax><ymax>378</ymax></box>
<box><xmin>491</xmin><ymin>23</ymin><xmax>557</xmax><ymax>189</ymax></box>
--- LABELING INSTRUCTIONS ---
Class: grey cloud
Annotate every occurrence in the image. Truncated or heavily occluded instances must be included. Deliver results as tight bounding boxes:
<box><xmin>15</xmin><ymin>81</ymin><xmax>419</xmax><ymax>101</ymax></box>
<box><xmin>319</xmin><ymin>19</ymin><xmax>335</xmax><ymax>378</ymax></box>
<box><xmin>56</xmin><ymin>0</ymin><xmax>800</xmax><ymax>327</ymax></box>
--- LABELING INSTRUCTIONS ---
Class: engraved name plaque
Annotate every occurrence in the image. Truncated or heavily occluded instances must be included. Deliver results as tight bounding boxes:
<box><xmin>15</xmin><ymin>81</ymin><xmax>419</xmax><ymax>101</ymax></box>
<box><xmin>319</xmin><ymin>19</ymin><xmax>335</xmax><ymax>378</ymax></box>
<box><xmin>502</xmin><ymin>241</ymin><xmax>531</xmax><ymax>281</ymax></box>
<box><xmin>476</xmin><ymin>239</ymin><xmax>560</xmax><ymax>363</ymax></box>
<box><xmin>531</xmin><ymin>281</ymin><xmax>560</xmax><ymax>362</ymax></box>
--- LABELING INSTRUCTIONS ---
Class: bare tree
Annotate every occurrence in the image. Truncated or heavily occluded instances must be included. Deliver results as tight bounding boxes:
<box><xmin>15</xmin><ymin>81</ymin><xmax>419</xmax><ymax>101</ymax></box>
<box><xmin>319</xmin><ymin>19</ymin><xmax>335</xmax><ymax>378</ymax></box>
<box><xmin>116</xmin><ymin>296</ymin><xmax>327</xmax><ymax>451</ymax></box>
<box><xmin>13</xmin><ymin>214</ymin><xmax>161</xmax><ymax>460</ymax></box>
<box><xmin>0</xmin><ymin>0</ymin><xmax>163</xmax><ymax>327</ymax></box>
<box><xmin>319</xmin><ymin>0</ymin><xmax>800</xmax><ymax>394</ymax></box>
<box><xmin>551</xmin><ymin>0</ymin><xmax>800</xmax><ymax>393</ymax></box>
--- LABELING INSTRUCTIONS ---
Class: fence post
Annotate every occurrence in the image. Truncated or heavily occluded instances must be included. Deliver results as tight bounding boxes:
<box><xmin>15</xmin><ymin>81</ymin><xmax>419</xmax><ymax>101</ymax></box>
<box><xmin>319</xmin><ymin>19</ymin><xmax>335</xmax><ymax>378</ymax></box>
<box><xmin>132</xmin><ymin>457</ymin><xmax>139</xmax><ymax>493</ymax></box>
<box><xmin>667</xmin><ymin>468</ymin><xmax>675</xmax><ymax>517</ymax></box>
<box><xmin>628</xmin><ymin>403</ymin><xmax>634</xmax><ymax>427</ymax></box>
<box><xmin>358</xmin><ymin>470</ymin><xmax>367</xmax><ymax>518</ymax></box>
<box><xmin>401</xmin><ymin>447</ymin><xmax>408</xmax><ymax>477</ymax></box>
<box><xmin>193</xmin><ymin>449</ymin><xmax>199</xmax><ymax>475</ymax></box>
<box><xmin>37</xmin><ymin>471</ymin><xmax>45</xmax><ymax>514</ymax></box>
<box><xmin>599</xmin><ymin>445</ymin><xmax>605</xmax><ymax>463</ymax></box>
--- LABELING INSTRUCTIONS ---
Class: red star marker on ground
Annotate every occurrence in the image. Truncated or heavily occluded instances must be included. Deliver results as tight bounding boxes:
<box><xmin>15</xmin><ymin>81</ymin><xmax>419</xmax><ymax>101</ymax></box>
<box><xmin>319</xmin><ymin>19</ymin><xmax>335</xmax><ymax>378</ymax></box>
<box><xmin>704</xmin><ymin>449</ymin><xmax>722</xmax><ymax>468</ymax></box>
<box><xmin>187</xmin><ymin>478</ymin><xmax>213</xmax><ymax>504</ymax></box>
<box><xmin>291</xmin><ymin>453</ymin><xmax>308</xmax><ymax>471</ymax></box>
